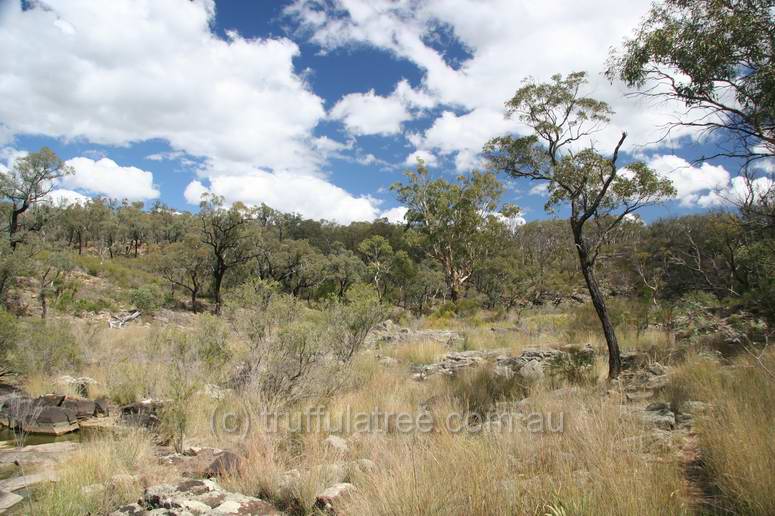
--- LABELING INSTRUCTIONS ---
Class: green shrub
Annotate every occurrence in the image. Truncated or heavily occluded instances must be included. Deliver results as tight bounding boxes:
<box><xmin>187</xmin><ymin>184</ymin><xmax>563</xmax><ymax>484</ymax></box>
<box><xmin>128</xmin><ymin>285</ymin><xmax>163</xmax><ymax>313</ymax></box>
<box><xmin>9</xmin><ymin>319</ymin><xmax>81</xmax><ymax>375</ymax></box>
<box><xmin>192</xmin><ymin>314</ymin><xmax>231</xmax><ymax>370</ymax></box>
<box><xmin>547</xmin><ymin>346</ymin><xmax>596</xmax><ymax>386</ymax></box>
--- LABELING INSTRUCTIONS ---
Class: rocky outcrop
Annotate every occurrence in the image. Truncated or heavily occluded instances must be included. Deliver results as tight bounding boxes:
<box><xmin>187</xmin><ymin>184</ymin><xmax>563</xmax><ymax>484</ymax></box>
<box><xmin>411</xmin><ymin>346</ymin><xmax>595</xmax><ymax>381</ymax></box>
<box><xmin>366</xmin><ymin>320</ymin><xmax>464</xmax><ymax>348</ymax></box>
<box><xmin>112</xmin><ymin>478</ymin><xmax>281</xmax><ymax>515</ymax></box>
<box><xmin>120</xmin><ymin>399</ymin><xmax>165</xmax><ymax>429</ymax></box>
<box><xmin>0</xmin><ymin>393</ymin><xmax>109</xmax><ymax>436</ymax></box>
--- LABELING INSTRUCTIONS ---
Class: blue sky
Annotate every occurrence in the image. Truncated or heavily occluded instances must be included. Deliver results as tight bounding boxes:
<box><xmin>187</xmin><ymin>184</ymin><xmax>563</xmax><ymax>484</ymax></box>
<box><xmin>1</xmin><ymin>0</ymin><xmax>769</xmax><ymax>224</ymax></box>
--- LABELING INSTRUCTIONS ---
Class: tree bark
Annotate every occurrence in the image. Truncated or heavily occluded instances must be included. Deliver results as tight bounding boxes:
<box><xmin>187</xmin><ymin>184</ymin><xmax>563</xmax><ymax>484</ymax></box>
<box><xmin>212</xmin><ymin>267</ymin><xmax>224</xmax><ymax>314</ymax></box>
<box><xmin>572</xmin><ymin>225</ymin><xmax>622</xmax><ymax>379</ymax></box>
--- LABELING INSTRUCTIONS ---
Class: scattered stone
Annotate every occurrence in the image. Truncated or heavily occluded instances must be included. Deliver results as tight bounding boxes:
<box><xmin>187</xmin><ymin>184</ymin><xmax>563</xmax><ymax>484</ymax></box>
<box><xmin>620</xmin><ymin>351</ymin><xmax>649</xmax><ymax>371</ymax></box>
<box><xmin>315</xmin><ymin>482</ymin><xmax>356</xmax><ymax>512</ymax></box>
<box><xmin>366</xmin><ymin>320</ymin><xmax>464</xmax><ymax>348</ymax></box>
<box><xmin>109</xmin><ymin>503</ymin><xmax>145</xmax><ymax>515</ymax></box>
<box><xmin>323</xmin><ymin>435</ymin><xmax>349</xmax><ymax>453</ymax></box>
<box><xmin>640</xmin><ymin>404</ymin><xmax>676</xmax><ymax>430</ymax></box>
<box><xmin>625</xmin><ymin>390</ymin><xmax>655</xmax><ymax>402</ymax></box>
<box><xmin>647</xmin><ymin>363</ymin><xmax>666</xmax><ymax>376</ymax></box>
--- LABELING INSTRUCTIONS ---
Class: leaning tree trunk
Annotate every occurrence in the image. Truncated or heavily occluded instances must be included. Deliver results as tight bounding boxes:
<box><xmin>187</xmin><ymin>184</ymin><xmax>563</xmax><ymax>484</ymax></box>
<box><xmin>572</xmin><ymin>226</ymin><xmax>622</xmax><ymax>379</ymax></box>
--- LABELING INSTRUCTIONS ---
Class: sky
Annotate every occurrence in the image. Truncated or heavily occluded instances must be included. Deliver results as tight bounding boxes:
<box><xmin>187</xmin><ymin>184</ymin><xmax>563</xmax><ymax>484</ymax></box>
<box><xmin>0</xmin><ymin>0</ymin><xmax>771</xmax><ymax>224</ymax></box>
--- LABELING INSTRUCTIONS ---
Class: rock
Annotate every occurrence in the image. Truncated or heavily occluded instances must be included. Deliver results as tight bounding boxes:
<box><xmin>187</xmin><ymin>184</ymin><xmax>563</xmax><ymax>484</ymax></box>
<box><xmin>640</xmin><ymin>404</ymin><xmax>675</xmax><ymax>430</ymax></box>
<box><xmin>0</xmin><ymin>470</ymin><xmax>60</xmax><ymax>492</ymax></box>
<box><xmin>23</xmin><ymin>406</ymin><xmax>80</xmax><ymax>435</ymax></box>
<box><xmin>350</xmin><ymin>458</ymin><xmax>377</xmax><ymax>474</ymax></box>
<box><xmin>121</xmin><ymin>399</ymin><xmax>164</xmax><ymax>429</ymax></box>
<box><xmin>109</xmin><ymin>503</ymin><xmax>145</xmax><ymax>515</ymax></box>
<box><xmin>143</xmin><ymin>479</ymin><xmax>281</xmax><ymax>515</ymax></box>
<box><xmin>625</xmin><ymin>391</ymin><xmax>655</xmax><ymax>402</ymax></box>
<box><xmin>202</xmin><ymin>384</ymin><xmax>228</xmax><ymax>400</ymax></box>
<box><xmin>366</xmin><ymin>322</ymin><xmax>464</xmax><ymax>348</ymax></box>
<box><xmin>60</xmin><ymin>397</ymin><xmax>97</xmax><ymax>419</ymax></box>
<box><xmin>202</xmin><ymin>451</ymin><xmax>242</xmax><ymax>479</ymax></box>
<box><xmin>315</xmin><ymin>482</ymin><xmax>356</xmax><ymax>512</ymax></box>
<box><xmin>620</xmin><ymin>351</ymin><xmax>648</xmax><ymax>370</ymax></box>
<box><xmin>323</xmin><ymin>435</ymin><xmax>349</xmax><ymax>453</ymax></box>
<box><xmin>0</xmin><ymin>489</ymin><xmax>23</xmax><ymax>512</ymax></box>
<box><xmin>645</xmin><ymin>375</ymin><xmax>669</xmax><ymax>390</ymax></box>
<box><xmin>681</xmin><ymin>400</ymin><xmax>710</xmax><ymax>415</ymax></box>
<box><xmin>0</xmin><ymin>441</ymin><xmax>79</xmax><ymax>467</ymax></box>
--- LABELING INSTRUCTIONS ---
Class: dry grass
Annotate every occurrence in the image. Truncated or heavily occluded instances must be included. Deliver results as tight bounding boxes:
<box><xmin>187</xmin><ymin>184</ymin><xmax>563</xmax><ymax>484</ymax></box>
<box><xmin>671</xmin><ymin>349</ymin><xmax>775</xmax><ymax>515</ymax></box>
<box><xmin>30</xmin><ymin>430</ymin><xmax>169</xmax><ymax>516</ymax></box>
<box><xmin>388</xmin><ymin>339</ymin><xmax>448</xmax><ymax>365</ymax></box>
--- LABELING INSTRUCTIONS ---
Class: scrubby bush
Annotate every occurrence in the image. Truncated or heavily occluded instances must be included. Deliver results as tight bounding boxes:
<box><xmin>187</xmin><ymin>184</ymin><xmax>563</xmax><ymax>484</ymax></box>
<box><xmin>128</xmin><ymin>284</ymin><xmax>163</xmax><ymax>312</ymax></box>
<box><xmin>547</xmin><ymin>346</ymin><xmax>596</xmax><ymax>386</ymax></box>
<box><xmin>191</xmin><ymin>313</ymin><xmax>232</xmax><ymax>370</ymax></box>
<box><xmin>0</xmin><ymin>309</ymin><xmax>17</xmax><ymax>378</ymax></box>
<box><xmin>326</xmin><ymin>283</ymin><xmax>387</xmax><ymax>361</ymax></box>
<box><xmin>9</xmin><ymin>319</ymin><xmax>81</xmax><ymax>376</ymax></box>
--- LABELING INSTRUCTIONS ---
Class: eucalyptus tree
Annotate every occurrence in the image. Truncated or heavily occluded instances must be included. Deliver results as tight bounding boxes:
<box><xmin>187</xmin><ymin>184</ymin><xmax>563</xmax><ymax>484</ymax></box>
<box><xmin>0</xmin><ymin>147</ymin><xmax>73</xmax><ymax>249</ymax></box>
<box><xmin>484</xmin><ymin>72</ymin><xmax>675</xmax><ymax>378</ymax></box>
<box><xmin>608</xmin><ymin>0</ymin><xmax>774</xmax><ymax>162</ymax></box>
<box><xmin>155</xmin><ymin>233</ymin><xmax>210</xmax><ymax>312</ymax></box>
<box><xmin>392</xmin><ymin>162</ymin><xmax>508</xmax><ymax>302</ymax></box>
<box><xmin>198</xmin><ymin>195</ymin><xmax>259</xmax><ymax>313</ymax></box>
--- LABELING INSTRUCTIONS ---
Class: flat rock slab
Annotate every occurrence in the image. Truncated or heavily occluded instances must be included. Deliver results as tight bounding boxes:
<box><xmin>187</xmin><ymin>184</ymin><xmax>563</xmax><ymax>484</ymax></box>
<box><xmin>0</xmin><ymin>489</ymin><xmax>23</xmax><ymax>512</ymax></box>
<box><xmin>0</xmin><ymin>470</ymin><xmax>59</xmax><ymax>492</ymax></box>
<box><xmin>0</xmin><ymin>441</ymin><xmax>79</xmax><ymax>466</ymax></box>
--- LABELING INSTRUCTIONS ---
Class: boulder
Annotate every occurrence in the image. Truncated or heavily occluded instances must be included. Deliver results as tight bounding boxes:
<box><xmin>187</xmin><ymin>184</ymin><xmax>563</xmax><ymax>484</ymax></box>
<box><xmin>202</xmin><ymin>450</ymin><xmax>242</xmax><ymax>479</ymax></box>
<box><xmin>61</xmin><ymin>397</ymin><xmax>97</xmax><ymax>419</ymax></box>
<box><xmin>141</xmin><ymin>479</ymin><xmax>281</xmax><ymax>515</ymax></box>
<box><xmin>23</xmin><ymin>406</ymin><xmax>79</xmax><ymax>435</ymax></box>
<box><xmin>315</xmin><ymin>482</ymin><xmax>356</xmax><ymax>513</ymax></box>
<box><xmin>640</xmin><ymin>403</ymin><xmax>676</xmax><ymax>430</ymax></box>
<box><xmin>120</xmin><ymin>399</ymin><xmax>164</xmax><ymax>429</ymax></box>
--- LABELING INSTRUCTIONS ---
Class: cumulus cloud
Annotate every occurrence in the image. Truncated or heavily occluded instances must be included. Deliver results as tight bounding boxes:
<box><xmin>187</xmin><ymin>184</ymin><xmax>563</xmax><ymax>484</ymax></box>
<box><xmin>330</xmin><ymin>89</ymin><xmax>411</xmax><ymax>136</ymax></box>
<box><xmin>44</xmin><ymin>189</ymin><xmax>90</xmax><ymax>207</ymax></box>
<box><xmin>405</xmin><ymin>150</ymin><xmax>438</xmax><ymax>167</ymax></box>
<box><xmin>184</xmin><ymin>173</ymin><xmax>381</xmax><ymax>224</ymax></box>
<box><xmin>287</xmin><ymin>0</ymin><xmax>700</xmax><ymax>170</ymax></box>
<box><xmin>647</xmin><ymin>155</ymin><xmax>730</xmax><ymax>207</ymax></box>
<box><xmin>0</xmin><ymin>0</ymin><xmax>396</xmax><ymax>223</ymax></box>
<box><xmin>381</xmin><ymin>206</ymin><xmax>408</xmax><ymax>224</ymax></box>
<box><xmin>61</xmin><ymin>157</ymin><xmax>160</xmax><ymax>201</ymax></box>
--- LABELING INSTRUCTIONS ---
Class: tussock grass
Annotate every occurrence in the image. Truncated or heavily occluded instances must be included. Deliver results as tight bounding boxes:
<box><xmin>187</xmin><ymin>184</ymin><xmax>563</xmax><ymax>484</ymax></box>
<box><xmin>388</xmin><ymin>339</ymin><xmax>447</xmax><ymax>365</ymax></box>
<box><xmin>31</xmin><ymin>430</ymin><xmax>166</xmax><ymax>516</ymax></box>
<box><xmin>671</xmin><ymin>349</ymin><xmax>775</xmax><ymax>514</ymax></box>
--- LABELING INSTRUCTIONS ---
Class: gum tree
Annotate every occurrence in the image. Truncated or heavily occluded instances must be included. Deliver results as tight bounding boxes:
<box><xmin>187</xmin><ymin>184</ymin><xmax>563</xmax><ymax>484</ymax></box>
<box><xmin>0</xmin><ymin>147</ymin><xmax>73</xmax><ymax>249</ymax></box>
<box><xmin>392</xmin><ymin>161</ymin><xmax>508</xmax><ymax>302</ymax></box>
<box><xmin>484</xmin><ymin>72</ymin><xmax>675</xmax><ymax>378</ymax></box>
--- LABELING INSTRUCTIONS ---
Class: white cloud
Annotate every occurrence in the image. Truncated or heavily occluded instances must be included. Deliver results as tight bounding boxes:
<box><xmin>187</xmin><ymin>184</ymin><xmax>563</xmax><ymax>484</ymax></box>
<box><xmin>330</xmin><ymin>89</ymin><xmax>411</xmax><ymax>136</ymax></box>
<box><xmin>405</xmin><ymin>150</ymin><xmax>437</xmax><ymax>167</ymax></box>
<box><xmin>62</xmin><ymin>157</ymin><xmax>160</xmax><ymax>201</ymax></box>
<box><xmin>184</xmin><ymin>173</ymin><xmax>381</xmax><ymax>224</ymax></box>
<box><xmin>0</xmin><ymin>0</ymin><xmax>394</xmax><ymax>223</ymax></box>
<box><xmin>381</xmin><ymin>206</ymin><xmax>408</xmax><ymax>224</ymax></box>
<box><xmin>44</xmin><ymin>189</ymin><xmax>90</xmax><ymax>207</ymax></box>
<box><xmin>0</xmin><ymin>0</ymin><xmax>325</xmax><ymax>175</ymax></box>
<box><xmin>696</xmin><ymin>176</ymin><xmax>774</xmax><ymax>208</ymax></box>
<box><xmin>287</xmin><ymin>0</ymin><xmax>702</xmax><ymax>169</ymax></box>
<box><xmin>647</xmin><ymin>155</ymin><xmax>730</xmax><ymax>207</ymax></box>
<box><xmin>529</xmin><ymin>183</ymin><xmax>549</xmax><ymax>196</ymax></box>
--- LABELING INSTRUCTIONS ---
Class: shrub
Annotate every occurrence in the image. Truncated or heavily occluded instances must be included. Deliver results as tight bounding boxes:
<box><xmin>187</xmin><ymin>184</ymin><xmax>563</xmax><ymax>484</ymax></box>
<box><xmin>191</xmin><ymin>314</ymin><xmax>232</xmax><ymax>370</ymax></box>
<box><xmin>445</xmin><ymin>366</ymin><xmax>528</xmax><ymax>421</ymax></box>
<box><xmin>0</xmin><ymin>309</ymin><xmax>17</xmax><ymax>378</ymax></box>
<box><xmin>9</xmin><ymin>319</ymin><xmax>81</xmax><ymax>376</ymax></box>
<box><xmin>547</xmin><ymin>346</ymin><xmax>596</xmax><ymax>386</ymax></box>
<box><xmin>326</xmin><ymin>283</ymin><xmax>387</xmax><ymax>361</ymax></box>
<box><xmin>128</xmin><ymin>284</ymin><xmax>163</xmax><ymax>313</ymax></box>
